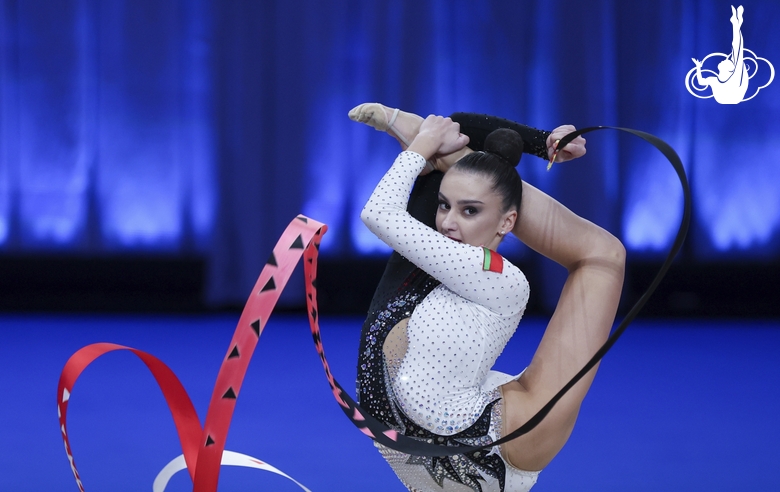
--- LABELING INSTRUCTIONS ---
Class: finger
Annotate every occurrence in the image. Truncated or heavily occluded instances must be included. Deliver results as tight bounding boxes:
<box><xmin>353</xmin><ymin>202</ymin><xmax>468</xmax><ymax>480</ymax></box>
<box><xmin>556</xmin><ymin>144</ymin><xmax>586</xmax><ymax>162</ymax></box>
<box><xmin>556</xmin><ymin>150</ymin><xmax>573</xmax><ymax>162</ymax></box>
<box><xmin>566</xmin><ymin>142</ymin><xmax>586</xmax><ymax>154</ymax></box>
<box><xmin>419</xmin><ymin>114</ymin><xmax>437</xmax><ymax>130</ymax></box>
<box><xmin>439</xmin><ymin>133</ymin><xmax>470</xmax><ymax>154</ymax></box>
<box><xmin>568</xmin><ymin>144</ymin><xmax>587</xmax><ymax>158</ymax></box>
<box><xmin>557</xmin><ymin>135</ymin><xmax>586</xmax><ymax>148</ymax></box>
<box><xmin>550</xmin><ymin>127</ymin><xmax>579</xmax><ymax>142</ymax></box>
<box><xmin>552</xmin><ymin>124</ymin><xmax>575</xmax><ymax>132</ymax></box>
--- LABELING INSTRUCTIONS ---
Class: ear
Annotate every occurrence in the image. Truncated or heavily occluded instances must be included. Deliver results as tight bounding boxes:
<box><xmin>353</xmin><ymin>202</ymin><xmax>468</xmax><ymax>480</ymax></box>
<box><xmin>500</xmin><ymin>209</ymin><xmax>517</xmax><ymax>234</ymax></box>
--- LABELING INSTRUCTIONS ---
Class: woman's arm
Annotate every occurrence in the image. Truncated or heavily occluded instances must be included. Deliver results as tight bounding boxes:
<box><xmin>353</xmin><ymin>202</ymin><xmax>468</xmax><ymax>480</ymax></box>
<box><xmin>361</xmin><ymin>150</ymin><xmax>526</xmax><ymax>316</ymax></box>
<box><xmin>450</xmin><ymin>112</ymin><xmax>551</xmax><ymax>159</ymax></box>
<box><xmin>360</xmin><ymin>117</ymin><xmax>526</xmax><ymax>316</ymax></box>
<box><xmin>364</xmin><ymin>111</ymin><xmax>583</xmax><ymax>313</ymax></box>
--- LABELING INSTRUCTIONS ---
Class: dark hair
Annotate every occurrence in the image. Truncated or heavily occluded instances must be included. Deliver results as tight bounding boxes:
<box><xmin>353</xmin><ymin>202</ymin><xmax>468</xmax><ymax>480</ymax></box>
<box><xmin>452</xmin><ymin>128</ymin><xmax>524</xmax><ymax>213</ymax></box>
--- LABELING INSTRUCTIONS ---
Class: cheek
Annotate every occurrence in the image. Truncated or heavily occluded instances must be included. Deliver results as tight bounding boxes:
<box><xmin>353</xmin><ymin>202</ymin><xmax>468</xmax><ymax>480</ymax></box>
<box><xmin>473</xmin><ymin>216</ymin><xmax>497</xmax><ymax>238</ymax></box>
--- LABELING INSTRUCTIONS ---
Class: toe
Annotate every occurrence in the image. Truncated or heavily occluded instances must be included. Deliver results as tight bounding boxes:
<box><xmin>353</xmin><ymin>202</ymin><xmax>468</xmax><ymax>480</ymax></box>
<box><xmin>348</xmin><ymin>103</ymin><xmax>390</xmax><ymax>130</ymax></box>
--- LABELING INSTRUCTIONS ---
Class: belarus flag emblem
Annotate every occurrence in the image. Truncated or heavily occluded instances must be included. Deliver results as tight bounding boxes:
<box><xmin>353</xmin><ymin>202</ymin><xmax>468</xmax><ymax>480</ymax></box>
<box><xmin>482</xmin><ymin>247</ymin><xmax>504</xmax><ymax>274</ymax></box>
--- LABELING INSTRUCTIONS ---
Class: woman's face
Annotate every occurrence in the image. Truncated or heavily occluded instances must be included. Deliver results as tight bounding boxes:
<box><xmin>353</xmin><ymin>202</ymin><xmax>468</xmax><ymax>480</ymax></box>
<box><xmin>436</xmin><ymin>169</ymin><xmax>516</xmax><ymax>251</ymax></box>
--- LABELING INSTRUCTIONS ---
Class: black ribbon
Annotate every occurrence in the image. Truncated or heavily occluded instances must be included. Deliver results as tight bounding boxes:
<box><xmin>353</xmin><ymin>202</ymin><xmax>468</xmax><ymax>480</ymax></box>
<box><xmin>313</xmin><ymin>126</ymin><xmax>691</xmax><ymax>456</ymax></box>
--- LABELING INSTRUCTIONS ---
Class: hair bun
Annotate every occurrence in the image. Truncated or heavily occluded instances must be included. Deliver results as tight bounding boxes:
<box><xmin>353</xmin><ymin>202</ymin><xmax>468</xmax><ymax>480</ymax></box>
<box><xmin>484</xmin><ymin>128</ymin><xmax>524</xmax><ymax>167</ymax></box>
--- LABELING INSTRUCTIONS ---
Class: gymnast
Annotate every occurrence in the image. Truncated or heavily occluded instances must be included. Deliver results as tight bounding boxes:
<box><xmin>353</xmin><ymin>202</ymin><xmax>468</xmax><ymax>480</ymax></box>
<box><xmin>692</xmin><ymin>5</ymin><xmax>748</xmax><ymax>104</ymax></box>
<box><xmin>349</xmin><ymin>103</ymin><xmax>624</xmax><ymax>491</ymax></box>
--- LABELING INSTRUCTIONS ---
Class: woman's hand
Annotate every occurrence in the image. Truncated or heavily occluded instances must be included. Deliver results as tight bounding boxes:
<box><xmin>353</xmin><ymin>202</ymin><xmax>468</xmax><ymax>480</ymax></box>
<box><xmin>407</xmin><ymin>115</ymin><xmax>469</xmax><ymax>161</ymax></box>
<box><xmin>546</xmin><ymin>125</ymin><xmax>586</xmax><ymax>162</ymax></box>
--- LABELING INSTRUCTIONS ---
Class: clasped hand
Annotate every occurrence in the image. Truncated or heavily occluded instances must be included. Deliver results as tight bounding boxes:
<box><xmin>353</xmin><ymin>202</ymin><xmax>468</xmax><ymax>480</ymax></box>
<box><xmin>407</xmin><ymin>115</ymin><xmax>470</xmax><ymax>162</ymax></box>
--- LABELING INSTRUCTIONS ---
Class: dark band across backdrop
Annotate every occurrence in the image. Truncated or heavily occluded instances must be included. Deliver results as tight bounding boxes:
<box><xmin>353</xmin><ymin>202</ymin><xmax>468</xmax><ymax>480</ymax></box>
<box><xmin>1</xmin><ymin>1</ymin><xmax>778</xmax><ymax>314</ymax></box>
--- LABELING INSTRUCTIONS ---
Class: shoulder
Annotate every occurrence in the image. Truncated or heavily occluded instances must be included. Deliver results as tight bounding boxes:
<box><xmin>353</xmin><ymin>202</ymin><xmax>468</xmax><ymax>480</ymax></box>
<box><xmin>482</xmin><ymin>248</ymin><xmax>527</xmax><ymax>282</ymax></box>
<box><xmin>474</xmin><ymin>249</ymin><xmax>530</xmax><ymax>316</ymax></box>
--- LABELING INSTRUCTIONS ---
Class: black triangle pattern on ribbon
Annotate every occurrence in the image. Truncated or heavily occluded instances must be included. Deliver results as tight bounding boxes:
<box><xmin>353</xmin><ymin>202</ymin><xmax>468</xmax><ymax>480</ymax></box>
<box><xmin>290</xmin><ymin>234</ymin><xmax>304</xmax><ymax>249</ymax></box>
<box><xmin>205</xmin><ymin>435</ymin><xmax>215</xmax><ymax>446</ymax></box>
<box><xmin>296</xmin><ymin>216</ymin><xmax>308</xmax><ymax>223</ymax></box>
<box><xmin>228</xmin><ymin>346</ymin><xmax>240</xmax><ymax>359</ymax></box>
<box><xmin>261</xmin><ymin>277</ymin><xmax>276</xmax><ymax>292</ymax></box>
<box><xmin>222</xmin><ymin>387</ymin><xmax>237</xmax><ymax>399</ymax></box>
<box><xmin>267</xmin><ymin>252</ymin><xmax>278</xmax><ymax>267</ymax></box>
<box><xmin>250</xmin><ymin>319</ymin><xmax>261</xmax><ymax>337</ymax></box>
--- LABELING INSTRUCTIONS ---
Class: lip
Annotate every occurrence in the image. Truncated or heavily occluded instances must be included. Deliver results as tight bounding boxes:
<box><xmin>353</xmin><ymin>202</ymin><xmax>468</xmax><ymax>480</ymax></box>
<box><xmin>445</xmin><ymin>236</ymin><xmax>462</xmax><ymax>242</ymax></box>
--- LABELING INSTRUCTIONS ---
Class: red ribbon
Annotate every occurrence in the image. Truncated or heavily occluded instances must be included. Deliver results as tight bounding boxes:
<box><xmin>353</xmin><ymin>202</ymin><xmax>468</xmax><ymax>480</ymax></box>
<box><xmin>58</xmin><ymin>215</ymin><xmax>327</xmax><ymax>491</ymax></box>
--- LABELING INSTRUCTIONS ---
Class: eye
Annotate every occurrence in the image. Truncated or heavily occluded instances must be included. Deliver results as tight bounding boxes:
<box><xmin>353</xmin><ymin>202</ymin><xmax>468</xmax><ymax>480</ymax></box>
<box><xmin>438</xmin><ymin>200</ymin><xmax>450</xmax><ymax>210</ymax></box>
<box><xmin>464</xmin><ymin>206</ymin><xmax>478</xmax><ymax>216</ymax></box>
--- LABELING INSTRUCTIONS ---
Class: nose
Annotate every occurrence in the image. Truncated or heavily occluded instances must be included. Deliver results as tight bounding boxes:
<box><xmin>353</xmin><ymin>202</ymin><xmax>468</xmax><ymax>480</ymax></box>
<box><xmin>440</xmin><ymin>210</ymin><xmax>457</xmax><ymax>233</ymax></box>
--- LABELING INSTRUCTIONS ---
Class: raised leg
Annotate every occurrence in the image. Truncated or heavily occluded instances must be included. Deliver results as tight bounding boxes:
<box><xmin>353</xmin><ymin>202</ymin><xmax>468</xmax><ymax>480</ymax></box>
<box><xmin>500</xmin><ymin>181</ymin><xmax>625</xmax><ymax>471</ymax></box>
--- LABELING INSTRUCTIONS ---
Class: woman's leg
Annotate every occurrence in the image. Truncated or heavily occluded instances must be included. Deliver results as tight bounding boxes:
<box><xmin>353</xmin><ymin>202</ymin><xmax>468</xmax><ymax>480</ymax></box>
<box><xmin>500</xmin><ymin>181</ymin><xmax>625</xmax><ymax>471</ymax></box>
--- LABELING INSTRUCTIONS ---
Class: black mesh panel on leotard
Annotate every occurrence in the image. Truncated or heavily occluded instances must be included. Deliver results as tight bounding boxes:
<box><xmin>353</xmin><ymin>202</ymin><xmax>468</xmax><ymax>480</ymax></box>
<box><xmin>356</xmin><ymin>268</ymin><xmax>440</xmax><ymax>426</ymax></box>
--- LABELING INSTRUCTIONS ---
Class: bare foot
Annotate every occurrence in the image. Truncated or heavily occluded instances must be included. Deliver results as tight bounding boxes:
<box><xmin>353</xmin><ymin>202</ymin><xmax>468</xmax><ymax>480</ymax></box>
<box><xmin>348</xmin><ymin>103</ymin><xmax>423</xmax><ymax>150</ymax></box>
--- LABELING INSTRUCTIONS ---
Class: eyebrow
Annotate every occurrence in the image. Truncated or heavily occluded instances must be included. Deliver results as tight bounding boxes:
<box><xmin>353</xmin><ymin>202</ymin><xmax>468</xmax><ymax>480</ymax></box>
<box><xmin>438</xmin><ymin>192</ymin><xmax>484</xmax><ymax>206</ymax></box>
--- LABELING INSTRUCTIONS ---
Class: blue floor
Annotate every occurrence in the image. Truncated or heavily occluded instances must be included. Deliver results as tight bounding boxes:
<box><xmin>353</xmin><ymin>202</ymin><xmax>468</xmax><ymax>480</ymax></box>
<box><xmin>2</xmin><ymin>313</ymin><xmax>779</xmax><ymax>491</ymax></box>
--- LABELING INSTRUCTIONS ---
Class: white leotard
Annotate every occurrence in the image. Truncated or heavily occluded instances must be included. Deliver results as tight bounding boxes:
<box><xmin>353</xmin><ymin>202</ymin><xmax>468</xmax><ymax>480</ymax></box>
<box><xmin>361</xmin><ymin>151</ymin><xmax>539</xmax><ymax>491</ymax></box>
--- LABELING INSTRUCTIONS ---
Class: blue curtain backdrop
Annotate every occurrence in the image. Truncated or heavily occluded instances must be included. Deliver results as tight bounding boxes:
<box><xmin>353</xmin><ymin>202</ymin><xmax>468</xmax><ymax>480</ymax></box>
<box><xmin>1</xmin><ymin>0</ymin><xmax>778</xmax><ymax>306</ymax></box>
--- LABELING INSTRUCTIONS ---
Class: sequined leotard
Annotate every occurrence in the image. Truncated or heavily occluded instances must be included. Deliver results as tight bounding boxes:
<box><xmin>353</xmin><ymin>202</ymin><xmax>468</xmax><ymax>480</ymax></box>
<box><xmin>358</xmin><ymin>150</ymin><xmax>540</xmax><ymax>492</ymax></box>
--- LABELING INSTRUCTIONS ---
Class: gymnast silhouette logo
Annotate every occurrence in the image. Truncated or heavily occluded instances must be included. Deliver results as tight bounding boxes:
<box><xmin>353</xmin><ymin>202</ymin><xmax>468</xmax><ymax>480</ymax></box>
<box><xmin>685</xmin><ymin>5</ymin><xmax>774</xmax><ymax>104</ymax></box>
